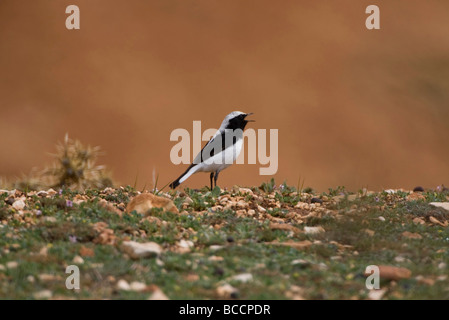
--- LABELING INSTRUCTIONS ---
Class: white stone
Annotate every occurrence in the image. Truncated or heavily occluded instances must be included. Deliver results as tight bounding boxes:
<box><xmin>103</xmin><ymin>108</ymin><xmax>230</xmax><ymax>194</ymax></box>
<box><xmin>33</xmin><ymin>290</ymin><xmax>53</xmax><ymax>299</ymax></box>
<box><xmin>116</xmin><ymin>279</ymin><xmax>131</xmax><ymax>291</ymax></box>
<box><xmin>12</xmin><ymin>199</ymin><xmax>26</xmax><ymax>210</ymax></box>
<box><xmin>430</xmin><ymin>202</ymin><xmax>449</xmax><ymax>211</ymax></box>
<box><xmin>216</xmin><ymin>283</ymin><xmax>238</xmax><ymax>298</ymax></box>
<box><xmin>304</xmin><ymin>226</ymin><xmax>325</xmax><ymax>235</ymax></box>
<box><xmin>121</xmin><ymin>241</ymin><xmax>162</xmax><ymax>259</ymax></box>
<box><xmin>73</xmin><ymin>255</ymin><xmax>84</xmax><ymax>264</ymax></box>
<box><xmin>148</xmin><ymin>288</ymin><xmax>169</xmax><ymax>300</ymax></box>
<box><xmin>130</xmin><ymin>281</ymin><xmax>147</xmax><ymax>292</ymax></box>
<box><xmin>229</xmin><ymin>273</ymin><xmax>253</xmax><ymax>283</ymax></box>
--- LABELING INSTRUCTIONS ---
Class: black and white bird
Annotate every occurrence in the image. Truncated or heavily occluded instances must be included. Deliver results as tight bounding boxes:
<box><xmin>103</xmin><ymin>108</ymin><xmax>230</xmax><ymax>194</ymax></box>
<box><xmin>169</xmin><ymin>111</ymin><xmax>254</xmax><ymax>189</ymax></box>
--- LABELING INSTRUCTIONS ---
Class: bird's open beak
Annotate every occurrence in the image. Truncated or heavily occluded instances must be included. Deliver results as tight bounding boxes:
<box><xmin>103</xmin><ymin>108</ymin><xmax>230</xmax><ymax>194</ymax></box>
<box><xmin>245</xmin><ymin>113</ymin><xmax>255</xmax><ymax>122</ymax></box>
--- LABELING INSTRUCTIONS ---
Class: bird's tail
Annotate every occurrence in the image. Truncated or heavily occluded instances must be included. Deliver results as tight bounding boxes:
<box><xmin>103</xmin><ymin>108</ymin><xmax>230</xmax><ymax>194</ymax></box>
<box><xmin>169</xmin><ymin>164</ymin><xmax>197</xmax><ymax>189</ymax></box>
<box><xmin>169</xmin><ymin>177</ymin><xmax>181</xmax><ymax>189</ymax></box>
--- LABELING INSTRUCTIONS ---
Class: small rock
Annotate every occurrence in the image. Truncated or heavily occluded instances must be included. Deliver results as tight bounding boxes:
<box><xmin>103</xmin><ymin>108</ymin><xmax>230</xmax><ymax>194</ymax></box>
<box><xmin>438</xmin><ymin>262</ymin><xmax>446</xmax><ymax>270</ymax></box>
<box><xmin>148</xmin><ymin>287</ymin><xmax>169</xmax><ymax>300</ymax></box>
<box><xmin>347</xmin><ymin>195</ymin><xmax>357</xmax><ymax>202</ymax></box>
<box><xmin>257</xmin><ymin>205</ymin><xmax>266</xmax><ymax>213</ymax></box>
<box><xmin>46</xmin><ymin>188</ymin><xmax>57</xmax><ymax>196</ymax></box>
<box><xmin>413</xmin><ymin>217</ymin><xmax>426</xmax><ymax>225</ymax></box>
<box><xmin>12</xmin><ymin>199</ymin><xmax>26</xmax><ymax>210</ymax></box>
<box><xmin>269</xmin><ymin>240</ymin><xmax>312</xmax><ymax>250</ymax></box>
<box><xmin>247</xmin><ymin>209</ymin><xmax>256</xmax><ymax>216</ymax></box>
<box><xmin>429</xmin><ymin>202</ymin><xmax>449</xmax><ymax>212</ymax></box>
<box><xmin>235</xmin><ymin>209</ymin><xmax>246</xmax><ymax>217</ymax></box>
<box><xmin>44</xmin><ymin>216</ymin><xmax>57</xmax><ymax>223</ymax></box>
<box><xmin>270</xmin><ymin>223</ymin><xmax>301</xmax><ymax>234</ymax></box>
<box><xmin>429</xmin><ymin>216</ymin><xmax>447</xmax><ymax>227</ymax></box>
<box><xmin>364</xmin><ymin>265</ymin><xmax>411</xmax><ymax>281</ymax></box>
<box><xmin>230</xmin><ymin>273</ymin><xmax>253</xmax><ymax>283</ymax></box>
<box><xmin>0</xmin><ymin>264</ymin><xmax>5</xmax><ymax>271</ymax></box>
<box><xmin>236</xmin><ymin>200</ymin><xmax>248</xmax><ymax>209</ymax></box>
<box><xmin>413</xmin><ymin>186</ymin><xmax>424</xmax><ymax>192</ymax></box>
<box><xmin>291</xmin><ymin>259</ymin><xmax>311</xmax><ymax>267</ymax></box>
<box><xmin>368</xmin><ymin>288</ymin><xmax>387</xmax><ymax>300</ymax></box>
<box><xmin>238</xmin><ymin>188</ymin><xmax>253</xmax><ymax>195</ymax></box>
<box><xmin>304</xmin><ymin>226</ymin><xmax>325</xmax><ymax>235</ymax></box>
<box><xmin>183</xmin><ymin>197</ymin><xmax>193</xmax><ymax>206</ymax></box>
<box><xmin>38</xmin><ymin>274</ymin><xmax>62</xmax><ymax>282</ymax></box>
<box><xmin>33</xmin><ymin>290</ymin><xmax>53</xmax><ymax>300</ymax></box>
<box><xmin>226</xmin><ymin>236</ymin><xmax>235</xmax><ymax>243</ymax></box>
<box><xmin>285</xmin><ymin>285</ymin><xmax>305</xmax><ymax>300</ymax></box>
<box><xmin>185</xmin><ymin>274</ymin><xmax>200</xmax><ymax>282</ymax></box>
<box><xmin>216</xmin><ymin>283</ymin><xmax>239</xmax><ymax>298</ymax></box>
<box><xmin>208</xmin><ymin>255</ymin><xmax>224</xmax><ymax>262</ymax></box>
<box><xmin>37</xmin><ymin>191</ymin><xmax>48</xmax><ymax>197</ymax></box>
<box><xmin>116</xmin><ymin>279</ymin><xmax>131</xmax><ymax>291</ymax></box>
<box><xmin>6</xmin><ymin>261</ymin><xmax>18</xmax><ymax>269</ymax></box>
<box><xmin>401</xmin><ymin>231</ymin><xmax>422</xmax><ymax>240</ymax></box>
<box><xmin>98</xmin><ymin>199</ymin><xmax>123</xmax><ymax>217</ymax></box>
<box><xmin>121</xmin><ymin>241</ymin><xmax>162</xmax><ymax>259</ymax></box>
<box><xmin>378</xmin><ymin>216</ymin><xmax>386</xmax><ymax>222</ymax></box>
<box><xmin>73</xmin><ymin>255</ymin><xmax>84</xmax><ymax>264</ymax></box>
<box><xmin>310</xmin><ymin>197</ymin><xmax>323</xmax><ymax>204</ymax></box>
<box><xmin>79</xmin><ymin>246</ymin><xmax>95</xmax><ymax>257</ymax></box>
<box><xmin>209</xmin><ymin>245</ymin><xmax>224</xmax><ymax>251</ymax></box>
<box><xmin>416</xmin><ymin>275</ymin><xmax>435</xmax><ymax>286</ymax></box>
<box><xmin>176</xmin><ymin>239</ymin><xmax>194</xmax><ymax>253</ymax></box>
<box><xmin>126</xmin><ymin>193</ymin><xmax>179</xmax><ymax>215</ymax></box>
<box><xmin>406</xmin><ymin>192</ymin><xmax>425</xmax><ymax>201</ymax></box>
<box><xmin>364</xmin><ymin>229</ymin><xmax>375</xmax><ymax>237</ymax></box>
<box><xmin>130</xmin><ymin>281</ymin><xmax>147</xmax><ymax>292</ymax></box>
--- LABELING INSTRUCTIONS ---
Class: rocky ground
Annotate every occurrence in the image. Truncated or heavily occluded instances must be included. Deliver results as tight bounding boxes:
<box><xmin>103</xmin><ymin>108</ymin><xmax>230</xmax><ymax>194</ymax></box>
<box><xmin>0</xmin><ymin>182</ymin><xmax>448</xmax><ymax>300</ymax></box>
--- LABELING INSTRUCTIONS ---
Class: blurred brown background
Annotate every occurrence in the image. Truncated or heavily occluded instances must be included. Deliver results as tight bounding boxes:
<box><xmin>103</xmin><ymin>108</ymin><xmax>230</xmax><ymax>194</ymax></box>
<box><xmin>1</xmin><ymin>0</ymin><xmax>448</xmax><ymax>191</ymax></box>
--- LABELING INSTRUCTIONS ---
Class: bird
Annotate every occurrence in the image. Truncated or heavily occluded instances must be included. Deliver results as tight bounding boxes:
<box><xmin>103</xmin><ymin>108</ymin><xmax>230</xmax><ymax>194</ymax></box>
<box><xmin>169</xmin><ymin>111</ymin><xmax>254</xmax><ymax>190</ymax></box>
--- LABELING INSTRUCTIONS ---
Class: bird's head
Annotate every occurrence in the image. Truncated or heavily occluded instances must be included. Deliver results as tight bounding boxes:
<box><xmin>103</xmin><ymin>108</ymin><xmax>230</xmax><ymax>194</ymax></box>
<box><xmin>221</xmin><ymin>111</ymin><xmax>254</xmax><ymax>131</ymax></box>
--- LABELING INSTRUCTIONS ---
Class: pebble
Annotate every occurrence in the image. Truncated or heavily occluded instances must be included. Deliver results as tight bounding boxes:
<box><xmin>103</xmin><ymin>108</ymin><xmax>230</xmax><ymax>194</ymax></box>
<box><xmin>130</xmin><ymin>281</ymin><xmax>147</xmax><ymax>292</ymax></box>
<box><xmin>33</xmin><ymin>290</ymin><xmax>53</xmax><ymax>299</ymax></box>
<box><xmin>120</xmin><ymin>241</ymin><xmax>162</xmax><ymax>259</ymax></box>
<box><xmin>216</xmin><ymin>283</ymin><xmax>239</xmax><ymax>298</ymax></box>
<box><xmin>116</xmin><ymin>279</ymin><xmax>131</xmax><ymax>291</ymax></box>
<box><xmin>304</xmin><ymin>226</ymin><xmax>325</xmax><ymax>235</ymax></box>
<box><xmin>429</xmin><ymin>202</ymin><xmax>449</xmax><ymax>212</ymax></box>
<box><xmin>238</xmin><ymin>188</ymin><xmax>253</xmax><ymax>195</ymax></box>
<box><xmin>229</xmin><ymin>273</ymin><xmax>253</xmax><ymax>283</ymax></box>
<box><xmin>209</xmin><ymin>245</ymin><xmax>225</xmax><ymax>251</ymax></box>
<box><xmin>148</xmin><ymin>287</ymin><xmax>169</xmax><ymax>300</ymax></box>
<box><xmin>12</xmin><ymin>199</ymin><xmax>26</xmax><ymax>210</ymax></box>
<box><xmin>208</xmin><ymin>255</ymin><xmax>224</xmax><ymax>262</ymax></box>
<box><xmin>73</xmin><ymin>255</ymin><xmax>84</xmax><ymax>264</ymax></box>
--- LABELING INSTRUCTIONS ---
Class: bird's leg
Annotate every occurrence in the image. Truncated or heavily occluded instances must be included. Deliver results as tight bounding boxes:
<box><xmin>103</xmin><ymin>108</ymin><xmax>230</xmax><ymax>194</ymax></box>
<box><xmin>214</xmin><ymin>171</ymin><xmax>220</xmax><ymax>189</ymax></box>
<box><xmin>210</xmin><ymin>172</ymin><xmax>215</xmax><ymax>190</ymax></box>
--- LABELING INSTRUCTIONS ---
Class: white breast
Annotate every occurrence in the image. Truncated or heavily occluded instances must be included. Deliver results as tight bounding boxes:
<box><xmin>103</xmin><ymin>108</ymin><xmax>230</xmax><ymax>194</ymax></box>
<box><xmin>196</xmin><ymin>138</ymin><xmax>243</xmax><ymax>173</ymax></box>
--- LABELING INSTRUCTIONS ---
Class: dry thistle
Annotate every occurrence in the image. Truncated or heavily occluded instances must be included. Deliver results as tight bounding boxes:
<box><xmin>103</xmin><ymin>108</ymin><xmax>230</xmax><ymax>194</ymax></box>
<box><xmin>43</xmin><ymin>134</ymin><xmax>113</xmax><ymax>190</ymax></box>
